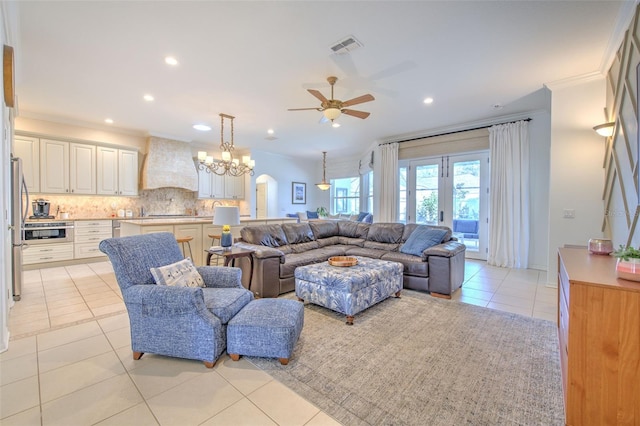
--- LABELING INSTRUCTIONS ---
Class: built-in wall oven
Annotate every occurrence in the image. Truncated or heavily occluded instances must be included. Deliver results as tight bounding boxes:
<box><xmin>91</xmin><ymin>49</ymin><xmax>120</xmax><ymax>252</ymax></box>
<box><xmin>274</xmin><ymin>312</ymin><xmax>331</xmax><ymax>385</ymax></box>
<box><xmin>23</xmin><ymin>221</ymin><xmax>74</xmax><ymax>244</ymax></box>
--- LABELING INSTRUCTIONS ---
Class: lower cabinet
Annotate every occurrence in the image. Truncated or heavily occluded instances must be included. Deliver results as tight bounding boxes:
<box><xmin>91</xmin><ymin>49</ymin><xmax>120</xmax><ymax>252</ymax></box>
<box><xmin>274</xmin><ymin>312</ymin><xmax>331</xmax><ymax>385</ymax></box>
<box><xmin>23</xmin><ymin>243</ymin><xmax>74</xmax><ymax>265</ymax></box>
<box><xmin>74</xmin><ymin>220</ymin><xmax>112</xmax><ymax>259</ymax></box>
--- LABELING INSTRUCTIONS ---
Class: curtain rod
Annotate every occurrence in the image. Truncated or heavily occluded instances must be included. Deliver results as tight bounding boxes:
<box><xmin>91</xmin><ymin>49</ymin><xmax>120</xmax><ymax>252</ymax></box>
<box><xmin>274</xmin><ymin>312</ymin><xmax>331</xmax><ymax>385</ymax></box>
<box><xmin>379</xmin><ymin>117</ymin><xmax>532</xmax><ymax>146</ymax></box>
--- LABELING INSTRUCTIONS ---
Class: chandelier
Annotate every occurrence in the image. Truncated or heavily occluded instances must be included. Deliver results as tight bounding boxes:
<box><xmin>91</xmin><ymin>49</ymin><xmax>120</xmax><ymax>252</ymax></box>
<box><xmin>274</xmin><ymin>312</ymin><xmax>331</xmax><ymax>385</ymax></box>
<box><xmin>316</xmin><ymin>151</ymin><xmax>331</xmax><ymax>190</ymax></box>
<box><xmin>197</xmin><ymin>113</ymin><xmax>255</xmax><ymax>177</ymax></box>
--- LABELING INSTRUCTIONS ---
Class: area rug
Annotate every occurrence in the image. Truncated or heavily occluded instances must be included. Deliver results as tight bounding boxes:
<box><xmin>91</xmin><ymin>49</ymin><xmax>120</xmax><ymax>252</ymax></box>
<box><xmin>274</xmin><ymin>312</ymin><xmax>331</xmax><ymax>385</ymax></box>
<box><xmin>250</xmin><ymin>290</ymin><xmax>564</xmax><ymax>426</ymax></box>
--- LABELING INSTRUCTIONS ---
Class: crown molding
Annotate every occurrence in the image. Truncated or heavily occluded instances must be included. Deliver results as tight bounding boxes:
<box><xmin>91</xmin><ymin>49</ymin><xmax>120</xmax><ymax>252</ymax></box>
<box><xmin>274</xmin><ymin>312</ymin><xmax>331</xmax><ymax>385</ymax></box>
<box><xmin>544</xmin><ymin>71</ymin><xmax>605</xmax><ymax>91</ymax></box>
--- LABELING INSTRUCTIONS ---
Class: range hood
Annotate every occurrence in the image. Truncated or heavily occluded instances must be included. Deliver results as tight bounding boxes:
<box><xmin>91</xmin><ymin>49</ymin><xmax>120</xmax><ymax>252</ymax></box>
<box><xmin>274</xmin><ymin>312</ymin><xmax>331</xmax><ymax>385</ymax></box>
<box><xmin>141</xmin><ymin>137</ymin><xmax>199</xmax><ymax>191</ymax></box>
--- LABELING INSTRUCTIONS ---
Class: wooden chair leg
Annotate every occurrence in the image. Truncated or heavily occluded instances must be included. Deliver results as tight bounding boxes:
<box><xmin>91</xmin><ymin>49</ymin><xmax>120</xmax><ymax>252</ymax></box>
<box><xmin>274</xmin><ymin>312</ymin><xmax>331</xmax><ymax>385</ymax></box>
<box><xmin>278</xmin><ymin>358</ymin><xmax>289</xmax><ymax>365</ymax></box>
<box><xmin>229</xmin><ymin>353</ymin><xmax>241</xmax><ymax>361</ymax></box>
<box><xmin>133</xmin><ymin>351</ymin><xmax>144</xmax><ymax>360</ymax></box>
<box><xmin>203</xmin><ymin>360</ymin><xmax>216</xmax><ymax>368</ymax></box>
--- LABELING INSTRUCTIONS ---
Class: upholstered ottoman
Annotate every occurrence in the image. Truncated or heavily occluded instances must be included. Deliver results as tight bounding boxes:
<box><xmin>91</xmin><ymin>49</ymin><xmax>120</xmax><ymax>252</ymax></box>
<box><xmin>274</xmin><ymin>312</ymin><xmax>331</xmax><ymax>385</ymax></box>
<box><xmin>295</xmin><ymin>256</ymin><xmax>403</xmax><ymax>325</ymax></box>
<box><xmin>227</xmin><ymin>298</ymin><xmax>304</xmax><ymax>365</ymax></box>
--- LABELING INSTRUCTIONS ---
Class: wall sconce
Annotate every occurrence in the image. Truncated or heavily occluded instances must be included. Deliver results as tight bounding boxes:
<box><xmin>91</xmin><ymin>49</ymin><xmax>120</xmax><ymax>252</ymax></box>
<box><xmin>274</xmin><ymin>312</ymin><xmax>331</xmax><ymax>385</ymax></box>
<box><xmin>593</xmin><ymin>122</ymin><xmax>615</xmax><ymax>137</ymax></box>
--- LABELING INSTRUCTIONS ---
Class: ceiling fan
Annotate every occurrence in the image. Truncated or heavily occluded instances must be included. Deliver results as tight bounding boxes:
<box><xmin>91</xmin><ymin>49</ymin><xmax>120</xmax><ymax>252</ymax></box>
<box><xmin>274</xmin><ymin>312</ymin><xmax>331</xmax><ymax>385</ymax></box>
<box><xmin>288</xmin><ymin>76</ymin><xmax>375</xmax><ymax>123</ymax></box>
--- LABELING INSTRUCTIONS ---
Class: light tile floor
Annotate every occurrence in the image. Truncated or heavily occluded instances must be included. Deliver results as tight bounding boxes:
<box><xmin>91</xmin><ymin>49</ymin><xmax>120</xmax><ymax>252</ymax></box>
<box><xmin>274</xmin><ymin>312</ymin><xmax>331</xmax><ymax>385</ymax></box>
<box><xmin>2</xmin><ymin>259</ymin><xmax>557</xmax><ymax>425</ymax></box>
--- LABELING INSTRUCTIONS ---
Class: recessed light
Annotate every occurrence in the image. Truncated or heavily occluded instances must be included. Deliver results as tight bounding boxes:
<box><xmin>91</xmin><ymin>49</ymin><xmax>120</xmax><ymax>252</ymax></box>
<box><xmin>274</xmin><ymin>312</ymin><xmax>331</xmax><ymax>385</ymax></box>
<box><xmin>165</xmin><ymin>56</ymin><xmax>178</xmax><ymax>66</ymax></box>
<box><xmin>193</xmin><ymin>124</ymin><xmax>212</xmax><ymax>131</ymax></box>
<box><xmin>104</xmin><ymin>118</ymin><xmax>114</xmax><ymax>124</ymax></box>
<box><xmin>143</xmin><ymin>94</ymin><xmax>154</xmax><ymax>102</ymax></box>
<box><xmin>332</xmin><ymin>122</ymin><xmax>341</xmax><ymax>128</ymax></box>
<box><xmin>423</xmin><ymin>97</ymin><xmax>434</xmax><ymax>104</ymax></box>
<box><xmin>267</xmin><ymin>129</ymin><xmax>274</xmax><ymax>135</ymax></box>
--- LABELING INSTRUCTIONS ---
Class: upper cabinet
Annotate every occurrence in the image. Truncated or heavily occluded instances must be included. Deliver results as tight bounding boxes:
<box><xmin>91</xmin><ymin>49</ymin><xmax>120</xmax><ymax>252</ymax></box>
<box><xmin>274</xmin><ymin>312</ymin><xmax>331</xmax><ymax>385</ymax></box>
<box><xmin>15</xmin><ymin>133</ymin><xmax>139</xmax><ymax>196</ymax></box>
<box><xmin>197</xmin><ymin>167</ymin><xmax>243</xmax><ymax>199</ymax></box>
<box><xmin>97</xmin><ymin>146</ymin><xmax>138</xmax><ymax>196</ymax></box>
<box><xmin>13</xmin><ymin>135</ymin><xmax>40</xmax><ymax>193</ymax></box>
<box><xmin>40</xmin><ymin>139</ymin><xmax>96</xmax><ymax>194</ymax></box>
<box><xmin>224</xmin><ymin>174</ymin><xmax>245</xmax><ymax>199</ymax></box>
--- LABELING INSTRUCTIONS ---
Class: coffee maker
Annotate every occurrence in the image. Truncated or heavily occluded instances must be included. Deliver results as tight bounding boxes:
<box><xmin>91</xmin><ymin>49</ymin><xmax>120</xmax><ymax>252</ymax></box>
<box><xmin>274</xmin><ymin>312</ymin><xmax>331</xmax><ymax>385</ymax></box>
<box><xmin>30</xmin><ymin>199</ymin><xmax>54</xmax><ymax>219</ymax></box>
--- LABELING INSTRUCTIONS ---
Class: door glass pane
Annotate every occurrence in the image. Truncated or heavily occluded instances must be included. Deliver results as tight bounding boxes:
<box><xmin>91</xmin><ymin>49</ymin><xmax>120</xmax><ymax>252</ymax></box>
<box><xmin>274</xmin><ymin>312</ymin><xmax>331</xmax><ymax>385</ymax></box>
<box><xmin>399</xmin><ymin>167</ymin><xmax>407</xmax><ymax>222</ymax></box>
<box><xmin>452</xmin><ymin>160</ymin><xmax>480</xmax><ymax>250</ymax></box>
<box><xmin>415</xmin><ymin>164</ymin><xmax>439</xmax><ymax>225</ymax></box>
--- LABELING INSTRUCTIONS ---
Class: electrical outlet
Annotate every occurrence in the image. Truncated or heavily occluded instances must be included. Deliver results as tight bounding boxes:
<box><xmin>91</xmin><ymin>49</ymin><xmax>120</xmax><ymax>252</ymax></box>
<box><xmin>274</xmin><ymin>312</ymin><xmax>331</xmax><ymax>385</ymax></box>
<box><xmin>563</xmin><ymin>209</ymin><xmax>575</xmax><ymax>219</ymax></box>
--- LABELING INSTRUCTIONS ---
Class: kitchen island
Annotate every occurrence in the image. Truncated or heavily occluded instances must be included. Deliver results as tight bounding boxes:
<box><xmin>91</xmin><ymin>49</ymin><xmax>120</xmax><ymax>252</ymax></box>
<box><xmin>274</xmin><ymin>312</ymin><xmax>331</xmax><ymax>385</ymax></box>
<box><xmin>119</xmin><ymin>217</ymin><xmax>297</xmax><ymax>267</ymax></box>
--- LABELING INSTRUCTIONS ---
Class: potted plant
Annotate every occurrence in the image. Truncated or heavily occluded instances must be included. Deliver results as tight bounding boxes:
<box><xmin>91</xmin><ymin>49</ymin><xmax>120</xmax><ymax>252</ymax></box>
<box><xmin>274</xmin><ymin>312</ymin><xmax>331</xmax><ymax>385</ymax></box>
<box><xmin>317</xmin><ymin>207</ymin><xmax>328</xmax><ymax>218</ymax></box>
<box><xmin>612</xmin><ymin>245</ymin><xmax>640</xmax><ymax>281</ymax></box>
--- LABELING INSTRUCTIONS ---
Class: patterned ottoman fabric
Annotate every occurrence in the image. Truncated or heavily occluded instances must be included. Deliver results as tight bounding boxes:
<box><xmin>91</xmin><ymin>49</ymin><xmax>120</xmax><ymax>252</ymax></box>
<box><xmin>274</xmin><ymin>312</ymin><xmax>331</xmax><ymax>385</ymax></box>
<box><xmin>227</xmin><ymin>299</ymin><xmax>304</xmax><ymax>365</ymax></box>
<box><xmin>295</xmin><ymin>256</ymin><xmax>403</xmax><ymax>324</ymax></box>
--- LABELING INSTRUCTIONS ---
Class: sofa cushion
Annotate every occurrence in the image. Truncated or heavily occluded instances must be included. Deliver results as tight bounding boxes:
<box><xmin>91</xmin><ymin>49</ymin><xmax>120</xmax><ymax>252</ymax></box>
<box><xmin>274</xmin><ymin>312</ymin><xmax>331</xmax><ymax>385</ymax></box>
<box><xmin>202</xmin><ymin>287</ymin><xmax>253</xmax><ymax>324</ymax></box>
<box><xmin>364</xmin><ymin>241</ymin><xmax>400</xmax><ymax>252</ymax></box>
<box><xmin>338</xmin><ymin>236</ymin><xmax>366</xmax><ymax>247</ymax></box>
<box><xmin>367</xmin><ymin>223</ymin><xmax>405</xmax><ymax>244</ymax></box>
<box><xmin>337</xmin><ymin>221</ymin><xmax>370</xmax><ymax>238</ymax></box>
<box><xmin>306</xmin><ymin>211</ymin><xmax>319</xmax><ymax>219</ymax></box>
<box><xmin>400</xmin><ymin>226</ymin><xmax>448</xmax><ymax>257</ymax></box>
<box><xmin>290</xmin><ymin>241</ymin><xmax>320</xmax><ymax>253</ymax></box>
<box><xmin>150</xmin><ymin>258</ymin><xmax>204</xmax><ymax>288</ymax></box>
<box><xmin>280</xmin><ymin>252</ymin><xmax>326</xmax><ymax>278</ymax></box>
<box><xmin>282</xmin><ymin>223</ymin><xmax>315</xmax><ymax>244</ymax></box>
<box><xmin>309</xmin><ymin>220</ymin><xmax>340</xmax><ymax>238</ymax></box>
<box><xmin>240</xmin><ymin>224</ymin><xmax>288</xmax><ymax>247</ymax></box>
<box><xmin>345</xmin><ymin>247</ymin><xmax>388</xmax><ymax>259</ymax></box>
<box><xmin>381</xmin><ymin>252</ymin><xmax>429</xmax><ymax>277</ymax></box>
<box><xmin>316</xmin><ymin>236</ymin><xmax>340</xmax><ymax>247</ymax></box>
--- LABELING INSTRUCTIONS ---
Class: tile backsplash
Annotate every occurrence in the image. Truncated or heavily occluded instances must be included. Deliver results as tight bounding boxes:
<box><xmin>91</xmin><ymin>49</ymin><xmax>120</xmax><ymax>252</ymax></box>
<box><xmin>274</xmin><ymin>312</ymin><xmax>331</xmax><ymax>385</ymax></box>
<box><xmin>31</xmin><ymin>188</ymin><xmax>241</xmax><ymax>219</ymax></box>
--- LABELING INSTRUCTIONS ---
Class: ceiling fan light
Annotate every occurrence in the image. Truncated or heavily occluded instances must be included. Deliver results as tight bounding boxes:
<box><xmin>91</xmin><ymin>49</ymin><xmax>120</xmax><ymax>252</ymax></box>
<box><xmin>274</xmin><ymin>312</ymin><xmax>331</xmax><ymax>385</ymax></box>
<box><xmin>323</xmin><ymin>108</ymin><xmax>341</xmax><ymax>121</ymax></box>
<box><xmin>593</xmin><ymin>122</ymin><xmax>615</xmax><ymax>137</ymax></box>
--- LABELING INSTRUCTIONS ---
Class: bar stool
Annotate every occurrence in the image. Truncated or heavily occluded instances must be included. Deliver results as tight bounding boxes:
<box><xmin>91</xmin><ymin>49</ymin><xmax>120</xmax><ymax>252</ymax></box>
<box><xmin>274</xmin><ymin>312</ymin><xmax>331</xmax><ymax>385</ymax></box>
<box><xmin>176</xmin><ymin>236</ymin><xmax>194</xmax><ymax>260</ymax></box>
<box><xmin>208</xmin><ymin>234</ymin><xmax>221</xmax><ymax>265</ymax></box>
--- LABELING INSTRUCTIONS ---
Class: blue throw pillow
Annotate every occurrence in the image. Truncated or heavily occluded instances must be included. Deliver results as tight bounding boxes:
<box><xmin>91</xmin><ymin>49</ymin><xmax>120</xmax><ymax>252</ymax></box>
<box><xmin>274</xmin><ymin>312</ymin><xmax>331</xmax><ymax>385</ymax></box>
<box><xmin>400</xmin><ymin>226</ymin><xmax>448</xmax><ymax>257</ymax></box>
<box><xmin>357</xmin><ymin>212</ymin><xmax>369</xmax><ymax>222</ymax></box>
<box><xmin>306</xmin><ymin>211</ymin><xmax>319</xmax><ymax>219</ymax></box>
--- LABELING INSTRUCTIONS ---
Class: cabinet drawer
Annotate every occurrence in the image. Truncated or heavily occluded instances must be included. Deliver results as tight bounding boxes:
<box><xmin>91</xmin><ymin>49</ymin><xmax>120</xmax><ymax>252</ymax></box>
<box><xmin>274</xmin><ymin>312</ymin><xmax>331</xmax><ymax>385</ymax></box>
<box><xmin>74</xmin><ymin>242</ymin><xmax>107</xmax><ymax>259</ymax></box>
<box><xmin>23</xmin><ymin>243</ymin><xmax>74</xmax><ymax>264</ymax></box>
<box><xmin>75</xmin><ymin>220</ymin><xmax>112</xmax><ymax>229</ymax></box>
<box><xmin>74</xmin><ymin>232</ymin><xmax>111</xmax><ymax>243</ymax></box>
<box><xmin>559</xmin><ymin>262</ymin><xmax>570</xmax><ymax>306</ymax></box>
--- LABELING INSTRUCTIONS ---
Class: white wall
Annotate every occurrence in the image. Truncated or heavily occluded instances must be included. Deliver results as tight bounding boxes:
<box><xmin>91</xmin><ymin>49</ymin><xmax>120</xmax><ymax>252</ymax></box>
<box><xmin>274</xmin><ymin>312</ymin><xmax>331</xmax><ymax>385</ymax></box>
<box><xmin>546</xmin><ymin>75</ymin><xmax>607</xmax><ymax>284</ymax></box>
<box><xmin>247</xmin><ymin>149</ymin><xmax>323</xmax><ymax>217</ymax></box>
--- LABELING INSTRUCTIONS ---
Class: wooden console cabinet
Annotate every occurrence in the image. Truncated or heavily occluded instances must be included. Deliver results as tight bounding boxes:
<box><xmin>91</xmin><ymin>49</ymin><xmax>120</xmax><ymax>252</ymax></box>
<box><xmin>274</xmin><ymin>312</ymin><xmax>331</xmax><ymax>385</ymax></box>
<box><xmin>557</xmin><ymin>248</ymin><xmax>640</xmax><ymax>425</ymax></box>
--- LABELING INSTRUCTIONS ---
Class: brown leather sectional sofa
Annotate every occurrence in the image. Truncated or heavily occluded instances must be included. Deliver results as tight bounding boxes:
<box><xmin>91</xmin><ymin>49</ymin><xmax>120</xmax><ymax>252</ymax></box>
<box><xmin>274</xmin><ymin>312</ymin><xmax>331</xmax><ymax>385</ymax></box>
<box><xmin>234</xmin><ymin>220</ymin><xmax>466</xmax><ymax>299</ymax></box>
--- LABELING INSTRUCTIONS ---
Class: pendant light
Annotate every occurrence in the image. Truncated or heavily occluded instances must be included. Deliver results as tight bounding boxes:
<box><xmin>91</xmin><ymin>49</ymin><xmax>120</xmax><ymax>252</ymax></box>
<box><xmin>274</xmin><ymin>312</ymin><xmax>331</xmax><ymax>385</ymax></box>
<box><xmin>316</xmin><ymin>151</ymin><xmax>331</xmax><ymax>191</ymax></box>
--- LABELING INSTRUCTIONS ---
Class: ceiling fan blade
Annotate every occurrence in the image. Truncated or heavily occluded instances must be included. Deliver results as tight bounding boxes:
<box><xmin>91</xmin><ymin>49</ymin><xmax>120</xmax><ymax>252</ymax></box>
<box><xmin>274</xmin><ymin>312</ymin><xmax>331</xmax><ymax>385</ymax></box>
<box><xmin>288</xmin><ymin>107</ymin><xmax>322</xmax><ymax>111</ymax></box>
<box><xmin>342</xmin><ymin>109</ymin><xmax>370</xmax><ymax>119</ymax></box>
<box><xmin>307</xmin><ymin>89</ymin><xmax>328</xmax><ymax>103</ymax></box>
<box><xmin>342</xmin><ymin>94</ymin><xmax>375</xmax><ymax>107</ymax></box>
<box><xmin>318</xmin><ymin>115</ymin><xmax>329</xmax><ymax>124</ymax></box>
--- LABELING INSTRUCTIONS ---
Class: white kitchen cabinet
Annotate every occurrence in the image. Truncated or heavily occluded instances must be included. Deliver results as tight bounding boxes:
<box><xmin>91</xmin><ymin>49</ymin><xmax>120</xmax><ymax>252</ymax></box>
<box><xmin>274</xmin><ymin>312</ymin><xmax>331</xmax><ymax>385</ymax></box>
<box><xmin>13</xmin><ymin>135</ymin><xmax>40</xmax><ymax>193</ymax></box>
<box><xmin>74</xmin><ymin>220</ymin><xmax>111</xmax><ymax>259</ymax></box>
<box><xmin>70</xmin><ymin>143</ymin><xmax>96</xmax><ymax>194</ymax></box>
<box><xmin>40</xmin><ymin>139</ymin><xmax>69</xmax><ymax>193</ymax></box>
<box><xmin>23</xmin><ymin>243</ymin><xmax>74</xmax><ymax>264</ymax></box>
<box><xmin>40</xmin><ymin>139</ymin><xmax>96</xmax><ymax>194</ymax></box>
<box><xmin>97</xmin><ymin>146</ymin><xmax>139</xmax><ymax>196</ymax></box>
<box><xmin>197</xmin><ymin>168</ymin><xmax>225</xmax><ymax>199</ymax></box>
<box><xmin>224</xmin><ymin>174</ymin><xmax>245</xmax><ymax>199</ymax></box>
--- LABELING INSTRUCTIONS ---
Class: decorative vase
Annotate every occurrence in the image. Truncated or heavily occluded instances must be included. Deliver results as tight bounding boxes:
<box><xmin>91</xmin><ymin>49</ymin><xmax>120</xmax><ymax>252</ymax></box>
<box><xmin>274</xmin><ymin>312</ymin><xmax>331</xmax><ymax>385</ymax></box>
<box><xmin>615</xmin><ymin>258</ymin><xmax>640</xmax><ymax>282</ymax></box>
<box><xmin>221</xmin><ymin>232</ymin><xmax>232</xmax><ymax>248</ymax></box>
<box><xmin>588</xmin><ymin>238</ymin><xmax>613</xmax><ymax>255</ymax></box>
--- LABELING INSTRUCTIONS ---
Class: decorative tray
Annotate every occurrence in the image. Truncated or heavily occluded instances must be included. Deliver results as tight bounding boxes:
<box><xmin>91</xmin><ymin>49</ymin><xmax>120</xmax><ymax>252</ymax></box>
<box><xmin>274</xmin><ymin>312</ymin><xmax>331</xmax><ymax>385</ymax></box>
<box><xmin>328</xmin><ymin>256</ymin><xmax>358</xmax><ymax>267</ymax></box>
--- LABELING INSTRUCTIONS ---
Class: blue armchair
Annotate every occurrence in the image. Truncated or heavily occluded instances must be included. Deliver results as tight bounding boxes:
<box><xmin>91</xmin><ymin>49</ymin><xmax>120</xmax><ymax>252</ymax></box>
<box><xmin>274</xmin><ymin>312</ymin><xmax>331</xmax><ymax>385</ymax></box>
<box><xmin>452</xmin><ymin>219</ymin><xmax>479</xmax><ymax>240</ymax></box>
<box><xmin>99</xmin><ymin>232</ymin><xmax>253</xmax><ymax>367</ymax></box>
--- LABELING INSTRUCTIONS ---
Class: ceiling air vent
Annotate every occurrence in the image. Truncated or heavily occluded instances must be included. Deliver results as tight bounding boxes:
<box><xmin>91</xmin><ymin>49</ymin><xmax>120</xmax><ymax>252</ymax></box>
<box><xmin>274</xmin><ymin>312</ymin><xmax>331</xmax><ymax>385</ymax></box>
<box><xmin>330</xmin><ymin>35</ymin><xmax>363</xmax><ymax>55</ymax></box>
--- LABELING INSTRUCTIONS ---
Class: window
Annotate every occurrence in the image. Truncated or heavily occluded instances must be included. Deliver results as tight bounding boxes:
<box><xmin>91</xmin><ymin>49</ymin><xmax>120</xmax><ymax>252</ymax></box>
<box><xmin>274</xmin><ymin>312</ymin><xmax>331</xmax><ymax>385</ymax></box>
<box><xmin>331</xmin><ymin>177</ymin><xmax>360</xmax><ymax>214</ymax></box>
<box><xmin>399</xmin><ymin>166</ymin><xmax>407</xmax><ymax>222</ymax></box>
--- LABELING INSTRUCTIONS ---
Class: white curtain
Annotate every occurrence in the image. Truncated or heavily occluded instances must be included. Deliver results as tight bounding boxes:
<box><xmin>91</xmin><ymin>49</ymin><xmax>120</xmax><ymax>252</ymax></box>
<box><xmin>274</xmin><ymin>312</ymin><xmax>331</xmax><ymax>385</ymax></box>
<box><xmin>379</xmin><ymin>143</ymin><xmax>399</xmax><ymax>222</ymax></box>
<box><xmin>488</xmin><ymin>121</ymin><xmax>530</xmax><ymax>268</ymax></box>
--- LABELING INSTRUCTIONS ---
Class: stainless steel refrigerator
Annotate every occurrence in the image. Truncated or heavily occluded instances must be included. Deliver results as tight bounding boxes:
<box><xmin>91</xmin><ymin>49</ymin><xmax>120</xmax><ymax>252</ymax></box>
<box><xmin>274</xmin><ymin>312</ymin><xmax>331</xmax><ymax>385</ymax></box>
<box><xmin>11</xmin><ymin>156</ymin><xmax>29</xmax><ymax>301</ymax></box>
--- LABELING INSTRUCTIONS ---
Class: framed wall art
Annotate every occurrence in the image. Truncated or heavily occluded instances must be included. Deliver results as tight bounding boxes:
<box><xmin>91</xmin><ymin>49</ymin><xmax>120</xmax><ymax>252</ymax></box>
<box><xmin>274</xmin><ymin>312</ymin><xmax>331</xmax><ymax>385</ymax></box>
<box><xmin>292</xmin><ymin>182</ymin><xmax>306</xmax><ymax>204</ymax></box>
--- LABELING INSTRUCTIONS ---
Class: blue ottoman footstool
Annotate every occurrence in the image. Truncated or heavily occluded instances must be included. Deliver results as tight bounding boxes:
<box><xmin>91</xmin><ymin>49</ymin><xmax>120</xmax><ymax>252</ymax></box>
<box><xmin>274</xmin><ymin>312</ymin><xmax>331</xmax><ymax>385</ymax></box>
<box><xmin>227</xmin><ymin>298</ymin><xmax>304</xmax><ymax>365</ymax></box>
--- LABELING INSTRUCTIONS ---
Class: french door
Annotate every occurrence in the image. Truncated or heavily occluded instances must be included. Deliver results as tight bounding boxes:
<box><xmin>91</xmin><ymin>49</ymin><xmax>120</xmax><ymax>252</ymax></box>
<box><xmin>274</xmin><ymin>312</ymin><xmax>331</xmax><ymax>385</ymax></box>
<box><xmin>406</xmin><ymin>152</ymin><xmax>489</xmax><ymax>260</ymax></box>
